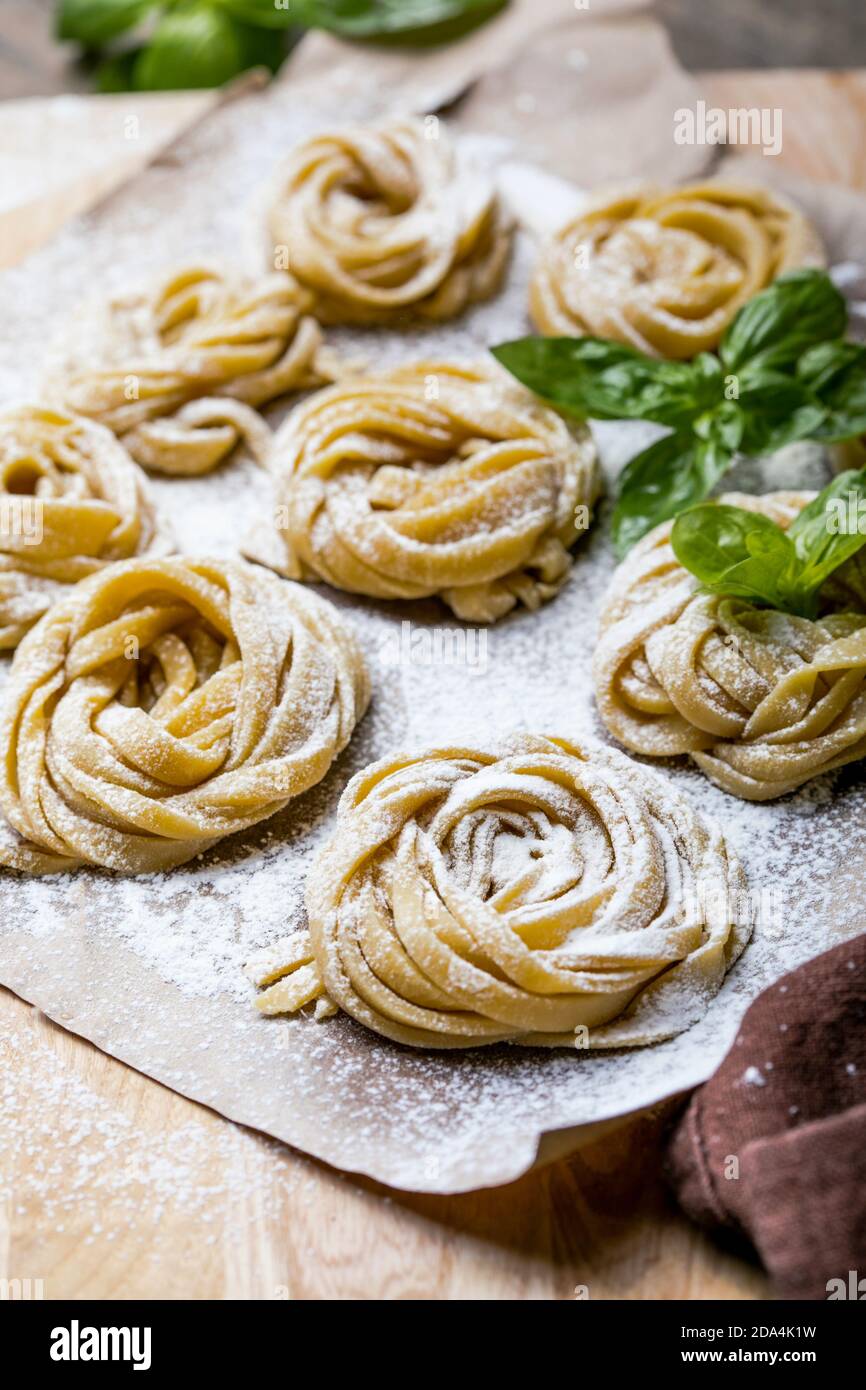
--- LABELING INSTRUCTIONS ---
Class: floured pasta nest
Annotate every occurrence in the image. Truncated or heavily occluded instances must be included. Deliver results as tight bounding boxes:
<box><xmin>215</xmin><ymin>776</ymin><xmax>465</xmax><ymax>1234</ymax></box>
<box><xmin>530</xmin><ymin>181</ymin><xmax>824</xmax><ymax>358</ymax></box>
<box><xmin>247</xmin><ymin>735</ymin><xmax>750</xmax><ymax>1049</ymax></box>
<box><xmin>593</xmin><ymin>492</ymin><xmax>866</xmax><ymax>800</ymax></box>
<box><xmin>52</xmin><ymin>264</ymin><xmax>330</xmax><ymax>476</ymax></box>
<box><xmin>268</xmin><ymin>117</ymin><xmax>512</xmax><ymax>325</ymax></box>
<box><xmin>252</xmin><ymin>360</ymin><xmax>600</xmax><ymax>623</ymax></box>
<box><xmin>0</xmin><ymin>405</ymin><xmax>165</xmax><ymax>649</ymax></box>
<box><xmin>0</xmin><ymin>556</ymin><xmax>369</xmax><ymax>873</ymax></box>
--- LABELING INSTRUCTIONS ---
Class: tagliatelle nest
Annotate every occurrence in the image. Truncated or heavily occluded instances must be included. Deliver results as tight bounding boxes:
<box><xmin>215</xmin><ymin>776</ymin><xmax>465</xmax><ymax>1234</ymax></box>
<box><xmin>254</xmin><ymin>360</ymin><xmax>600</xmax><ymax>624</ymax></box>
<box><xmin>267</xmin><ymin>117</ymin><xmax>512</xmax><ymax>325</ymax></box>
<box><xmin>0</xmin><ymin>405</ymin><xmax>165</xmax><ymax>649</ymax></box>
<box><xmin>530</xmin><ymin>181</ymin><xmax>825</xmax><ymax>358</ymax></box>
<box><xmin>53</xmin><ymin>265</ymin><xmax>331</xmax><ymax>476</ymax></box>
<box><xmin>246</xmin><ymin>735</ymin><xmax>750</xmax><ymax>1050</ymax></box>
<box><xmin>593</xmin><ymin>492</ymin><xmax>866</xmax><ymax>801</ymax></box>
<box><xmin>0</xmin><ymin>556</ymin><xmax>369</xmax><ymax>874</ymax></box>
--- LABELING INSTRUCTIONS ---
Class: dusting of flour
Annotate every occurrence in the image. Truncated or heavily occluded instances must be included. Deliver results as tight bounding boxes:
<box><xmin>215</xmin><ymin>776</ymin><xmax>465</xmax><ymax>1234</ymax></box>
<box><xmin>0</xmin><ymin>78</ymin><xmax>864</xmax><ymax>1192</ymax></box>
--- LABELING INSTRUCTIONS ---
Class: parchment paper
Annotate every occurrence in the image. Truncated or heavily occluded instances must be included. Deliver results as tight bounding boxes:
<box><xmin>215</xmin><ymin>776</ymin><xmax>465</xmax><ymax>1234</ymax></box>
<box><xmin>1</xmin><ymin>6</ymin><xmax>865</xmax><ymax>1193</ymax></box>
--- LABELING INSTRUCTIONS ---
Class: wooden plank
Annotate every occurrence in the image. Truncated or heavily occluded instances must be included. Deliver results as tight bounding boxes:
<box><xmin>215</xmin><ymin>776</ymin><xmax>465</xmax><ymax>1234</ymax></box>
<box><xmin>700</xmin><ymin>71</ymin><xmax>866</xmax><ymax>190</ymax></box>
<box><xmin>0</xmin><ymin>989</ymin><xmax>768</xmax><ymax>1300</ymax></box>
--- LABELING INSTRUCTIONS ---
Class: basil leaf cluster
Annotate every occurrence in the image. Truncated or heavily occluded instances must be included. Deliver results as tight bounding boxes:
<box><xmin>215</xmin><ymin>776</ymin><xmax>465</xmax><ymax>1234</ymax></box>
<box><xmin>493</xmin><ymin>270</ymin><xmax>866</xmax><ymax>557</ymax></box>
<box><xmin>56</xmin><ymin>0</ymin><xmax>509</xmax><ymax>90</ymax></box>
<box><xmin>670</xmin><ymin>468</ymin><xmax>866</xmax><ymax>619</ymax></box>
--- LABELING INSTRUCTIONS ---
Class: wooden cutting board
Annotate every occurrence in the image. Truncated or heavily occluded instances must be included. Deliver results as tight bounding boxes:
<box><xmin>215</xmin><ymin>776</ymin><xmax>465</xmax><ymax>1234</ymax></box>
<box><xmin>2</xmin><ymin>67</ymin><xmax>864</xmax><ymax>1301</ymax></box>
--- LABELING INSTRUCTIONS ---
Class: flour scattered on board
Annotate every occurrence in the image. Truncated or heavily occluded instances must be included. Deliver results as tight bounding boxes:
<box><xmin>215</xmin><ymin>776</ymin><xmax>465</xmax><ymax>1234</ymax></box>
<box><xmin>0</xmin><ymin>1016</ymin><xmax>317</xmax><ymax>1290</ymax></box>
<box><xmin>0</xmin><ymin>79</ymin><xmax>864</xmax><ymax>1192</ymax></box>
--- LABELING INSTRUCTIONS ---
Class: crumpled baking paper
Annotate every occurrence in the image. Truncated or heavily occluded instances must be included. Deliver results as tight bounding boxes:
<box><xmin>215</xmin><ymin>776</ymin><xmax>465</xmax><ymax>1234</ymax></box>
<box><xmin>1</xmin><ymin>8</ymin><xmax>865</xmax><ymax>1193</ymax></box>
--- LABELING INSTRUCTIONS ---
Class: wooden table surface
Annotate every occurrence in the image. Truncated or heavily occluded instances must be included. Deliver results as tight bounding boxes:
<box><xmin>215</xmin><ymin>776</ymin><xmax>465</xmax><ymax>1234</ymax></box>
<box><xmin>2</xmin><ymin>65</ymin><xmax>864</xmax><ymax>1302</ymax></box>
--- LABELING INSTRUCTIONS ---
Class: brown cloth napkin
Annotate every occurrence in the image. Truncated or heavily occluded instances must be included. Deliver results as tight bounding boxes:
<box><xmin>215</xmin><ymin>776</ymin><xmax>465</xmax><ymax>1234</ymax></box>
<box><xmin>666</xmin><ymin>935</ymin><xmax>866</xmax><ymax>1300</ymax></box>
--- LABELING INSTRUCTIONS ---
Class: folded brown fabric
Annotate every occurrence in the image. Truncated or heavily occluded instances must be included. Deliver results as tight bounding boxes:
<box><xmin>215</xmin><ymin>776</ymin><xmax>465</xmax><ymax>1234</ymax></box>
<box><xmin>666</xmin><ymin>934</ymin><xmax>866</xmax><ymax>1300</ymax></box>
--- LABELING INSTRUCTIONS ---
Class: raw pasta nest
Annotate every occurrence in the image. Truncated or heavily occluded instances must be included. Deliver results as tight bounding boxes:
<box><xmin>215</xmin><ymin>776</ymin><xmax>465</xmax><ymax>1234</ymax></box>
<box><xmin>0</xmin><ymin>405</ymin><xmax>163</xmax><ymax>649</ymax></box>
<box><xmin>247</xmin><ymin>735</ymin><xmax>749</xmax><ymax>1049</ymax></box>
<box><xmin>593</xmin><ymin>492</ymin><xmax>866</xmax><ymax>801</ymax></box>
<box><xmin>268</xmin><ymin>117</ymin><xmax>512</xmax><ymax>325</ymax></box>
<box><xmin>55</xmin><ymin>264</ymin><xmax>329</xmax><ymax>475</ymax></box>
<box><xmin>262</xmin><ymin>360</ymin><xmax>600</xmax><ymax>623</ymax></box>
<box><xmin>0</xmin><ymin>556</ymin><xmax>369</xmax><ymax>874</ymax></box>
<box><xmin>530</xmin><ymin>181</ymin><xmax>825</xmax><ymax>358</ymax></box>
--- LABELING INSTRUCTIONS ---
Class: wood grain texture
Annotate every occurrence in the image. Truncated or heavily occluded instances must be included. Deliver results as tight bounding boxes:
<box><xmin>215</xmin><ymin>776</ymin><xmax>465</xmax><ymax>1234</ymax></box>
<box><xmin>4</xmin><ymin>57</ymin><xmax>865</xmax><ymax>1301</ymax></box>
<box><xmin>0</xmin><ymin>989</ymin><xmax>767</xmax><ymax>1301</ymax></box>
<box><xmin>701</xmin><ymin>71</ymin><xmax>866</xmax><ymax>189</ymax></box>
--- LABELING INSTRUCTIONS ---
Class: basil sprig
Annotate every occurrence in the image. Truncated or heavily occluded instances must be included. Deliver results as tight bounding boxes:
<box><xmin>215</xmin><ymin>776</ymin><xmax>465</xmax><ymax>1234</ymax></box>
<box><xmin>57</xmin><ymin>0</ymin><xmax>509</xmax><ymax>91</ymax></box>
<box><xmin>670</xmin><ymin>469</ymin><xmax>866</xmax><ymax>619</ymax></box>
<box><xmin>493</xmin><ymin>270</ymin><xmax>866</xmax><ymax>557</ymax></box>
<box><xmin>291</xmin><ymin>0</ymin><xmax>508</xmax><ymax>44</ymax></box>
<box><xmin>797</xmin><ymin>340</ymin><xmax>866</xmax><ymax>441</ymax></box>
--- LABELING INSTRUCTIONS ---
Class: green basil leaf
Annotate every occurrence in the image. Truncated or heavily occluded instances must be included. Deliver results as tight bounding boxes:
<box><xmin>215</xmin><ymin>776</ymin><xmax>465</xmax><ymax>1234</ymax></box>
<box><xmin>96</xmin><ymin>47</ymin><xmax>142</xmax><ymax>91</ymax></box>
<box><xmin>671</xmin><ymin>504</ymin><xmax>806</xmax><ymax>613</ymax></box>
<box><xmin>216</xmin><ymin>0</ymin><xmax>298</xmax><ymax>27</ymax></box>
<box><xmin>788</xmin><ymin>467</ymin><xmax>866</xmax><ymax>592</ymax></box>
<box><xmin>734</xmin><ymin>371</ymin><xmax>827</xmax><ymax>454</ymax></box>
<box><xmin>56</xmin><ymin>0</ymin><xmax>153</xmax><ymax>46</ymax></box>
<box><xmin>720</xmin><ymin>269</ymin><xmax>847</xmax><ymax>374</ymax></box>
<box><xmin>612</xmin><ymin>432</ymin><xmax>732</xmax><ymax>557</ymax></box>
<box><xmin>797</xmin><ymin>340</ymin><xmax>861</xmax><ymax>393</ymax></box>
<box><xmin>671</xmin><ymin>471</ymin><xmax>866</xmax><ymax>619</ymax></box>
<box><xmin>693</xmin><ymin>400</ymin><xmax>744</xmax><ymax>452</ymax></box>
<box><xmin>797</xmin><ymin>341</ymin><xmax>866</xmax><ymax>442</ymax></box>
<box><xmin>134</xmin><ymin>3</ymin><xmax>283</xmax><ymax>88</ymax></box>
<box><xmin>293</xmin><ymin>0</ymin><xmax>508</xmax><ymax>45</ymax></box>
<box><xmin>492</xmin><ymin>337</ymin><xmax>712</xmax><ymax>430</ymax></box>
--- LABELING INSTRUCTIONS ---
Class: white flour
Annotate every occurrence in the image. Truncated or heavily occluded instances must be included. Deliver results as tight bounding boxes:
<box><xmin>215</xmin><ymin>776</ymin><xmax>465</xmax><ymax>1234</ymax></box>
<box><xmin>0</xmin><ymin>78</ymin><xmax>863</xmax><ymax>1192</ymax></box>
